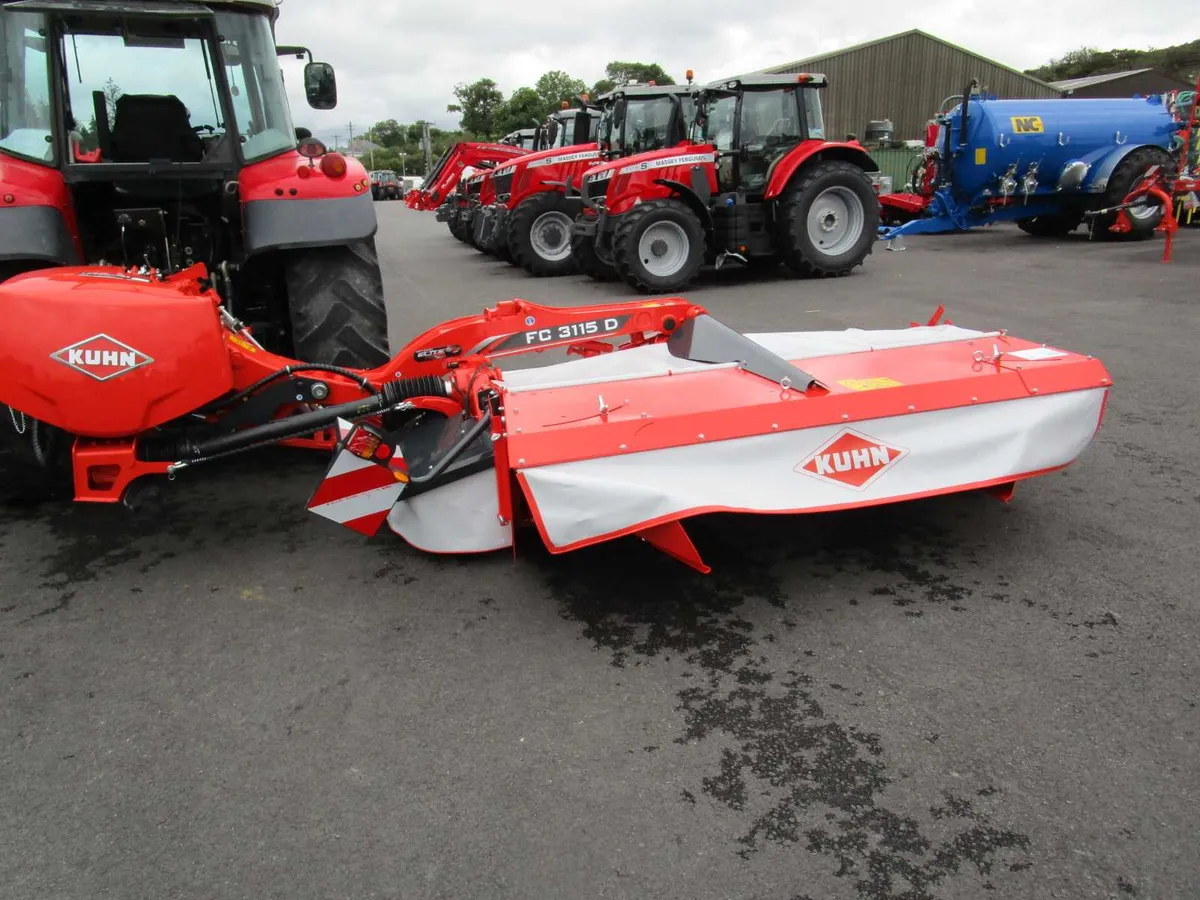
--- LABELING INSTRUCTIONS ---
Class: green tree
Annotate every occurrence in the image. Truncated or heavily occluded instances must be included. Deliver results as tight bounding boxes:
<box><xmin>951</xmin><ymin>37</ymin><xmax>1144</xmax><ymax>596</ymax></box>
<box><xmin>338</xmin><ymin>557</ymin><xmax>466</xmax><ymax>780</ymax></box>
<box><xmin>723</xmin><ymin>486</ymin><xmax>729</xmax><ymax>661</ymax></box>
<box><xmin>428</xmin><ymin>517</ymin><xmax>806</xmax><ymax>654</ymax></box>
<box><xmin>535</xmin><ymin>70</ymin><xmax>587</xmax><ymax>116</ymax></box>
<box><xmin>366</xmin><ymin>118</ymin><xmax>407</xmax><ymax>149</ymax></box>
<box><xmin>592</xmin><ymin>61</ymin><xmax>675</xmax><ymax>96</ymax></box>
<box><xmin>446</xmin><ymin>77</ymin><xmax>504</xmax><ymax>138</ymax></box>
<box><xmin>493</xmin><ymin>86</ymin><xmax>546</xmax><ymax>136</ymax></box>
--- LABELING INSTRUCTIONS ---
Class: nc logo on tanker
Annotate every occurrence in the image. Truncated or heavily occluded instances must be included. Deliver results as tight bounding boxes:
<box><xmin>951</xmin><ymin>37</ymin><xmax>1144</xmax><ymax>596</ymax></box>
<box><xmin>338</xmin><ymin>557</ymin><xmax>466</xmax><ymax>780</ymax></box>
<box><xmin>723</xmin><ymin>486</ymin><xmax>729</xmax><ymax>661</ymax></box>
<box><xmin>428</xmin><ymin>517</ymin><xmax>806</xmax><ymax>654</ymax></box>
<box><xmin>1010</xmin><ymin>116</ymin><xmax>1044</xmax><ymax>134</ymax></box>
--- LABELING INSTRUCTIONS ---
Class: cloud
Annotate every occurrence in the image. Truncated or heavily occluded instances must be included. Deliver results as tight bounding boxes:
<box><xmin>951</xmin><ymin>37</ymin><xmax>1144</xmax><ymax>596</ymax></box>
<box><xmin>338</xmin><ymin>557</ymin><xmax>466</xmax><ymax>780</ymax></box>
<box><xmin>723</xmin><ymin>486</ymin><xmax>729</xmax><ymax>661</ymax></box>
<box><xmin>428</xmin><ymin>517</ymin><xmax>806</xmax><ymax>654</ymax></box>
<box><xmin>271</xmin><ymin>0</ymin><xmax>1189</xmax><ymax>142</ymax></box>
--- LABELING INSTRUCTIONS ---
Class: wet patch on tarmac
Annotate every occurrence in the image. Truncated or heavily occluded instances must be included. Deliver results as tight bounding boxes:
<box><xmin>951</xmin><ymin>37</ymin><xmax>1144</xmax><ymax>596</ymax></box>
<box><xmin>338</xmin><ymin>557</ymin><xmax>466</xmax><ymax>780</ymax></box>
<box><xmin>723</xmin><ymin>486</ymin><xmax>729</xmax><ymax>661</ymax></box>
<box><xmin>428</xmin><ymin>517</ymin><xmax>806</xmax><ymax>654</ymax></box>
<box><xmin>542</xmin><ymin>504</ymin><xmax>1033</xmax><ymax>899</ymax></box>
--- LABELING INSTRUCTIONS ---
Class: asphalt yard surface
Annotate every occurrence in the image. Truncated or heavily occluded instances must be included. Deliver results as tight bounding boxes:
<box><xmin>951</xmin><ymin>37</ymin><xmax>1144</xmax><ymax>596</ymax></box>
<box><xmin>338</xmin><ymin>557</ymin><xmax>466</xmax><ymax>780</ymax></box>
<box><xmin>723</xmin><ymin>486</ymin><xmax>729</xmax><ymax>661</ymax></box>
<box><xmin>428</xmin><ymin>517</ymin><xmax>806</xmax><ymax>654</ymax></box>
<box><xmin>2</xmin><ymin>205</ymin><xmax>1198</xmax><ymax>900</ymax></box>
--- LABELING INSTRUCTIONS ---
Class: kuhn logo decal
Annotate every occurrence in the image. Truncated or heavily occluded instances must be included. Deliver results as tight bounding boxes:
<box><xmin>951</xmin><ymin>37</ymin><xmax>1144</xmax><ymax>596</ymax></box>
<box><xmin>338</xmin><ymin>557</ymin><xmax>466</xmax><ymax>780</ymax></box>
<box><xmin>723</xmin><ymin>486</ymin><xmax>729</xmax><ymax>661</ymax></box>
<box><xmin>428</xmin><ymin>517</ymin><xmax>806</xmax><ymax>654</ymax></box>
<box><xmin>795</xmin><ymin>428</ymin><xmax>907</xmax><ymax>490</ymax></box>
<box><xmin>51</xmin><ymin>334</ymin><xmax>153</xmax><ymax>381</ymax></box>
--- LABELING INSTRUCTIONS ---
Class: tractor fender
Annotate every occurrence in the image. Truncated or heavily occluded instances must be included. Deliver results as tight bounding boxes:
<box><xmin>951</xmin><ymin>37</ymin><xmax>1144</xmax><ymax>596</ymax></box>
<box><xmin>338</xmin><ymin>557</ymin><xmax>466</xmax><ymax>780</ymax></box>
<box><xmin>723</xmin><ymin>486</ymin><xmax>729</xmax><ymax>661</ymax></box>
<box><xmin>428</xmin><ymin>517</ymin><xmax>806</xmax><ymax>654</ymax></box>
<box><xmin>765</xmin><ymin>141</ymin><xmax>879</xmax><ymax>200</ymax></box>
<box><xmin>243</xmin><ymin>192</ymin><xmax>378</xmax><ymax>256</ymax></box>
<box><xmin>240</xmin><ymin>152</ymin><xmax>377</xmax><ymax>255</ymax></box>
<box><xmin>0</xmin><ymin>156</ymin><xmax>82</xmax><ymax>266</ymax></box>
<box><xmin>652</xmin><ymin>169</ymin><xmax>715</xmax><ymax>235</ymax></box>
<box><xmin>0</xmin><ymin>205</ymin><xmax>81</xmax><ymax>266</ymax></box>
<box><xmin>1084</xmin><ymin>143</ymin><xmax>1167</xmax><ymax>194</ymax></box>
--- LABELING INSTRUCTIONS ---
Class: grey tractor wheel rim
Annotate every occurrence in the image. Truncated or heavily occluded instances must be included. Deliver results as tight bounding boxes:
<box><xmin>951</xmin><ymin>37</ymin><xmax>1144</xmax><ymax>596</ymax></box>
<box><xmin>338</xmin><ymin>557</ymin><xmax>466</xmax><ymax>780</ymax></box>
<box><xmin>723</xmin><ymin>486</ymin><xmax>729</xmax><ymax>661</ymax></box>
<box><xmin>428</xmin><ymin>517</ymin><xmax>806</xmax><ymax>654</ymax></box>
<box><xmin>807</xmin><ymin>186</ymin><xmax>865</xmax><ymax>256</ymax></box>
<box><xmin>530</xmin><ymin>211</ymin><xmax>573</xmax><ymax>261</ymax></box>
<box><xmin>638</xmin><ymin>221</ymin><xmax>689</xmax><ymax>277</ymax></box>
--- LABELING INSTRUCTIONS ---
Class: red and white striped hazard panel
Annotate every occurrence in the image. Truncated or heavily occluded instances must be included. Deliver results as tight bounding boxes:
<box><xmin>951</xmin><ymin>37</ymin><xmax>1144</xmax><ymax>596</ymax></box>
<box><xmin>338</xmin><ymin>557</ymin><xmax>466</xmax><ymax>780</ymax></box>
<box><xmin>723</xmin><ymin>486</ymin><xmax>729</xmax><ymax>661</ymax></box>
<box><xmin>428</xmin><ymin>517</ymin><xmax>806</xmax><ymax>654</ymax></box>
<box><xmin>307</xmin><ymin>419</ymin><xmax>408</xmax><ymax>536</ymax></box>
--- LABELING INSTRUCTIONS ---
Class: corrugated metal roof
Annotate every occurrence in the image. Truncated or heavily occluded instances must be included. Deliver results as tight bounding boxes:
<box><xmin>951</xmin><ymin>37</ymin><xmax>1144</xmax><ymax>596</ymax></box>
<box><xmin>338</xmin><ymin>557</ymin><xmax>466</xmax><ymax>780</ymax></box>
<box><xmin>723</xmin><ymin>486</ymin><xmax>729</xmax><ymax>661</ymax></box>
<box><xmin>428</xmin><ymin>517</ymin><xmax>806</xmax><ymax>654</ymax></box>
<box><xmin>1049</xmin><ymin>68</ymin><xmax>1154</xmax><ymax>91</ymax></box>
<box><xmin>758</xmin><ymin>29</ymin><xmax>1060</xmax><ymax>94</ymax></box>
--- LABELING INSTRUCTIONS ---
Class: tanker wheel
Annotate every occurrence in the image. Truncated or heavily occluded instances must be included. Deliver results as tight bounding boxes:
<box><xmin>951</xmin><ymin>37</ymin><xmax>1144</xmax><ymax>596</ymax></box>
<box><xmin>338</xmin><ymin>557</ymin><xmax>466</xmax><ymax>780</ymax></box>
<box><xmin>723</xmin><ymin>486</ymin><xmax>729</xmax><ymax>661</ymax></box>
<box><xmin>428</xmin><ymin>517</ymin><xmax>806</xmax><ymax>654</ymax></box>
<box><xmin>1091</xmin><ymin>146</ymin><xmax>1175</xmax><ymax>240</ymax></box>
<box><xmin>612</xmin><ymin>198</ymin><xmax>706</xmax><ymax>294</ymax></box>
<box><xmin>283</xmin><ymin>237</ymin><xmax>391</xmax><ymax>369</ymax></box>
<box><xmin>508</xmin><ymin>193</ymin><xmax>580</xmax><ymax>277</ymax></box>
<box><xmin>1017</xmin><ymin>213</ymin><xmax>1083</xmax><ymax>237</ymax></box>
<box><xmin>570</xmin><ymin>213</ymin><xmax>617</xmax><ymax>281</ymax></box>
<box><xmin>777</xmin><ymin>160</ymin><xmax>879</xmax><ymax>277</ymax></box>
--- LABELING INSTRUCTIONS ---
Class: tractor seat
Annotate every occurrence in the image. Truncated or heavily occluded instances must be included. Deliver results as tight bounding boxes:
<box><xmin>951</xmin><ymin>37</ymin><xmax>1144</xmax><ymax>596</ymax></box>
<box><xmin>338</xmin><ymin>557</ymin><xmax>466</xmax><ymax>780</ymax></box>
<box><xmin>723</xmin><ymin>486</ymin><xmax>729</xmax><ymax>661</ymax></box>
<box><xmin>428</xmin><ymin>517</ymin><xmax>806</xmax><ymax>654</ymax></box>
<box><xmin>109</xmin><ymin>94</ymin><xmax>206</xmax><ymax>164</ymax></box>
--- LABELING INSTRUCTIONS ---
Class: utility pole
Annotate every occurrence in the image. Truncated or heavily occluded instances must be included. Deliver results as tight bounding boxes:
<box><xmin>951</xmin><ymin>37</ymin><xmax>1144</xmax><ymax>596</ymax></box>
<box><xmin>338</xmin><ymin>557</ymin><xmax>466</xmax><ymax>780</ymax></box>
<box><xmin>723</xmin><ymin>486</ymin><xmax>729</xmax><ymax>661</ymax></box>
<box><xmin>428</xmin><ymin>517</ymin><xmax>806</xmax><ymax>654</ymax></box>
<box><xmin>332</xmin><ymin>132</ymin><xmax>340</xmax><ymax>151</ymax></box>
<box><xmin>418</xmin><ymin>120</ymin><xmax>432</xmax><ymax>175</ymax></box>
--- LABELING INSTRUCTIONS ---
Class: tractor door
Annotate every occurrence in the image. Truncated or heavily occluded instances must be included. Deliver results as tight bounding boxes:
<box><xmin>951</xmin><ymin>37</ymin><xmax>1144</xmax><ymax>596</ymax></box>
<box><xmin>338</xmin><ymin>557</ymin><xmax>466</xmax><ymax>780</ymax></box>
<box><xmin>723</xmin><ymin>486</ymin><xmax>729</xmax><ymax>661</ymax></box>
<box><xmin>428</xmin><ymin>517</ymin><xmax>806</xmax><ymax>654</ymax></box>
<box><xmin>734</xmin><ymin>87</ymin><xmax>804</xmax><ymax>199</ymax></box>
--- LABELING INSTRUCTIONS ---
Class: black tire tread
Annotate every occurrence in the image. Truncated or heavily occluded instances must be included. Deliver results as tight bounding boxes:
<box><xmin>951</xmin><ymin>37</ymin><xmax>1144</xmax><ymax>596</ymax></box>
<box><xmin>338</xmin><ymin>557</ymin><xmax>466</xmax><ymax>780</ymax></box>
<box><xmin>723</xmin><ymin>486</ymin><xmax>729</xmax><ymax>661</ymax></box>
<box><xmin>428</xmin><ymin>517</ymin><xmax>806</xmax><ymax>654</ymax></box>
<box><xmin>777</xmin><ymin>159</ymin><xmax>878</xmax><ymax>278</ymax></box>
<box><xmin>611</xmin><ymin>198</ymin><xmax>705</xmax><ymax>294</ymax></box>
<box><xmin>284</xmin><ymin>238</ymin><xmax>390</xmax><ymax>369</ymax></box>
<box><xmin>508</xmin><ymin>193</ymin><xmax>580</xmax><ymax>277</ymax></box>
<box><xmin>1091</xmin><ymin>146</ymin><xmax>1175</xmax><ymax>241</ymax></box>
<box><xmin>571</xmin><ymin>213</ymin><xmax>617</xmax><ymax>281</ymax></box>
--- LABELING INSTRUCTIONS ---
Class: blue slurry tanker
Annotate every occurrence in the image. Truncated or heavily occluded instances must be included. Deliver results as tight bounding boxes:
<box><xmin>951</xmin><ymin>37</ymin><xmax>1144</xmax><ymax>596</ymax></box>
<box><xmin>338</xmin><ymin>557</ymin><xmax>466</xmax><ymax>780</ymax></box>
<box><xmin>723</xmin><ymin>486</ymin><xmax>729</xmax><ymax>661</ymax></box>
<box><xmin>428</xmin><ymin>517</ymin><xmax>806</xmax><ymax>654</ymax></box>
<box><xmin>879</xmin><ymin>80</ymin><xmax>1181</xmax><ymax>241</ymax></box>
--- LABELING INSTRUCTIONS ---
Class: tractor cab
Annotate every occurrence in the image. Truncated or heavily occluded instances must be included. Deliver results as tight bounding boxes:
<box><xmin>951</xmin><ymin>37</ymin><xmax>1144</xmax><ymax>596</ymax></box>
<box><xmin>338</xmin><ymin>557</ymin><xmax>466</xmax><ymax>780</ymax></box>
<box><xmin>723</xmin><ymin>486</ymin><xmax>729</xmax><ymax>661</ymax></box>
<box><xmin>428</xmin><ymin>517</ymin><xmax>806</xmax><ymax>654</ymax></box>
<box><xmin>537</xmin><ymin>105</ymin><xmax>600</xmax><ymax>150</ymax></box>
<box><xmin>0</xmin><ymin>0</ymin><xmax>343</xmax><ymax>271</ymax></box>
<box><xmin>595</xmin><ymin>81</ymin><xmax>696</xmax><ymax>160</ymax></box>
<box><xmin>692</xmin><ymin>73</ymin><xmax>828</xmax><ymax>198</ymax></box>
<box><xmin>0</xmin><ymin>0</ymin><xmax>391</xmax><ymax>372</ymax></box>
<box><xmin>499</xmin><ymin>128</ymin><xmax>538</xmax><ymax>151</ymax></box>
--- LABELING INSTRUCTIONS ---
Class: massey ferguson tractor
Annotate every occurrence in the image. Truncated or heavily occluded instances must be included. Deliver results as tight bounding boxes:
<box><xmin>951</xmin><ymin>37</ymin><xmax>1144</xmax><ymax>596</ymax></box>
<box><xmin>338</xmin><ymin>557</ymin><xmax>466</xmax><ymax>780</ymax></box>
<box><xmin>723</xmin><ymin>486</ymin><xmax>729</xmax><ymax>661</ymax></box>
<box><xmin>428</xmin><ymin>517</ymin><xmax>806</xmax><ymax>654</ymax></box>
<box><xmin>474</xmin><ymin>104</ymin><xmax>602</xmax><ymax>275</ymax></box>
<box><xmin>572</xmin><ymin>73</ymin><xmax>882</xmax><ymax>293</ymax></box>
<box><xmin>0</xmin><ymin>0</ymin><xmax>388</xmax><ymax>369</ymax></box>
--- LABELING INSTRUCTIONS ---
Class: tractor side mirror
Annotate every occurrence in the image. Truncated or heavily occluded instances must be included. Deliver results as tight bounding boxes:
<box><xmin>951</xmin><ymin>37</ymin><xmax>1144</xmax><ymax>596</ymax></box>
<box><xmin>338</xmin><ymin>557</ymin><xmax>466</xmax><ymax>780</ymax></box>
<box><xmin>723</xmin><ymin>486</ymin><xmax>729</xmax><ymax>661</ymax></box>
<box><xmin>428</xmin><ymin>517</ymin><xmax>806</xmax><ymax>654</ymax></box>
<box><xmin>546</xmin><ymin>120</ymin><xmax>559</xmax><ymax>146</ymax></box>
<box><xmin>304</xmin><ymin>61</ymin><xmax>337</xmax><ymax>110</ymax></box>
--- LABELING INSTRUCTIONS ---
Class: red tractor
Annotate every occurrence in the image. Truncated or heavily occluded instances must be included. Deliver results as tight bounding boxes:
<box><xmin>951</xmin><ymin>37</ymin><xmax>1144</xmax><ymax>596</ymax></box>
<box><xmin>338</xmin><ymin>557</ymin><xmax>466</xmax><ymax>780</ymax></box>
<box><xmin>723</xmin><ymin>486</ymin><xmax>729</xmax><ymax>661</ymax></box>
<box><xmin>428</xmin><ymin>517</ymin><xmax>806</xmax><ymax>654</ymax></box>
<box><xmin>477</xmin><ymin>104</ymin><xmax>603</xmax><ymax>276</ymax></box>
<box><xmin>406</xmin><ymin>140</ymin><xmax>528</xmax><ymax>210</ymax></box>
<box><xmin>0</xmin><ymin>0</ymin><xmax>391</xmax><ymax>369</ymax></box>
<box><xmin>572</xmin><ymin>73</ymin><xmax>882</xmax><ymax>293</ymax></box>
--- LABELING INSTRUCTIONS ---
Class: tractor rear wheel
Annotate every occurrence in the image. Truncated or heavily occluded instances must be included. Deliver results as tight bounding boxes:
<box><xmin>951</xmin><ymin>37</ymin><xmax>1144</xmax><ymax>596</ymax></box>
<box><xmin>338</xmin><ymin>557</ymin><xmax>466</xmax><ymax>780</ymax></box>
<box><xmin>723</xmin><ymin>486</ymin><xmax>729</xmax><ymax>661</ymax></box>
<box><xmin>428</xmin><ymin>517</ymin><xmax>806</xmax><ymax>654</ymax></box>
<box><xmin>1091</xmin><ymin>146</ymin><xmax>1174</xmax><ymax>240</ymax></box>
<box><xmin>283</xmin><ymin>238</ymin><xmax>390</xmax><ymax>369</ymax></box>
<box><xmin>777</xmin><ymin>160</ymin><xmax>878</xmax><ymax>277</ymax></box>
<box><xmin>508</xmin><ymin>193</ymin><xmax>579</xmax><ymax>277</ymax></box>
<box><xmin>570</xmin><ymin>214</ymin><xmax>617</xmax><ymax>281</ymax></box>
<box><xmin>612</xmin><ymin>198</ymin><xmax>706</xmax><ymax>294</ymax></box>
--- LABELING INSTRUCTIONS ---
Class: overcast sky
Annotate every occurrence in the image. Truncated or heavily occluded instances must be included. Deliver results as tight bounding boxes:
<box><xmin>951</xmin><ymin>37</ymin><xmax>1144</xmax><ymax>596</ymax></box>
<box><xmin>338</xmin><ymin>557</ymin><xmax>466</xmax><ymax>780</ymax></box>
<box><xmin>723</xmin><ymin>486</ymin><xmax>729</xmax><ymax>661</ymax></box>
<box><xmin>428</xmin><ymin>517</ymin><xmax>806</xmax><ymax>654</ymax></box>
<box><xmin>271</xmin><ymin>0</ymin><xmax>1191</xmax><ymax>144</ymax></box>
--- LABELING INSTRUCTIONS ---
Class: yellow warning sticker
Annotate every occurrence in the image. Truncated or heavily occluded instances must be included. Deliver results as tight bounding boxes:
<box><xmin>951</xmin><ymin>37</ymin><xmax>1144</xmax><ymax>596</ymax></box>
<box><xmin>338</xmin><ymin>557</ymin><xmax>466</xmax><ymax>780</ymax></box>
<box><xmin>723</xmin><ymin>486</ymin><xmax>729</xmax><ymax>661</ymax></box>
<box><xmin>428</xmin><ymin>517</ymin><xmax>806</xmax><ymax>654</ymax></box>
<box><xmin>228</xmin><ymin>334</ymin><xmax>258</xmax><ymax>353</ymax></box>
<box><xmin>974</xmin><ymin>147</ymin><xmax>987</xmax><ymax>165</ymax></box>
<box><xmin>1010</xmin><ymin>115</ymin><xmax>1044</xmax><ymax>134</ymax></box>
<box><xmin>838</xmin><ymin>377</ymin><xmax>905</xmax><ymax>391</ymax></box>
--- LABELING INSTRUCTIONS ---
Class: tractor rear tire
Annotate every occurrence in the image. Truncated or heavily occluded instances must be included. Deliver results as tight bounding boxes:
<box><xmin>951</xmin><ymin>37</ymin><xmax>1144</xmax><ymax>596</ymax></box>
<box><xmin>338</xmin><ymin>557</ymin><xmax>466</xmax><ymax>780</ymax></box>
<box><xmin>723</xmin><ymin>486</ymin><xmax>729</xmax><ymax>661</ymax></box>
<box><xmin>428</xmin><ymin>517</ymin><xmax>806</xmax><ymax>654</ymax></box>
<box><xmin>612</xmin><ymin>198</ymin><xmax>706</xmax><ymax>294</ymax></box>
<box><xmin>1091</xmin><ymin>146</ymin><xmax>1174</xmax><ymax>240</ymax></box>
<box><xmin>508</xmin><ymin>193</ymin><xmax>579</xmax><ymax>277</ymax></box>
<box><xmin>0</xmin><ymin>406</ymin><xmax>73</xmax><ymax>503</ymax></box>
<box><xmin>777</xmin><ymin>160</ymin><xmax>878</xmax><ymax>277</ymax></box>
<box><xmin>1016</xmin><ymin>212</ymin><xmax>1084</xmax><ymax>237</ymax></box>
<box><xmin>283</xmin><ymin>238</ymin><xmax>391</xmax><ymax>369</ymax></box>
<box><xmin>571</xmin><ymin>214</ymin><xmax>617</xmax><ymax>281</ymax></box>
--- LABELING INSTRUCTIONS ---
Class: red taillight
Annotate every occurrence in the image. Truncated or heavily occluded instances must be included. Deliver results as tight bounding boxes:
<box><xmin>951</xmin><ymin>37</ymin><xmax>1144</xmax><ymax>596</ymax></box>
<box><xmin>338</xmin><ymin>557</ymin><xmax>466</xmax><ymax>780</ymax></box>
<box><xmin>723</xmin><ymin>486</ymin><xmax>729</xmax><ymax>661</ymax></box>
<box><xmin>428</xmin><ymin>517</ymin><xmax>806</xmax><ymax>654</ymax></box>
<box><xmin>321</xmin><ymin>152</ymin><xmax>347</xmax><ymax>178</ymax></box>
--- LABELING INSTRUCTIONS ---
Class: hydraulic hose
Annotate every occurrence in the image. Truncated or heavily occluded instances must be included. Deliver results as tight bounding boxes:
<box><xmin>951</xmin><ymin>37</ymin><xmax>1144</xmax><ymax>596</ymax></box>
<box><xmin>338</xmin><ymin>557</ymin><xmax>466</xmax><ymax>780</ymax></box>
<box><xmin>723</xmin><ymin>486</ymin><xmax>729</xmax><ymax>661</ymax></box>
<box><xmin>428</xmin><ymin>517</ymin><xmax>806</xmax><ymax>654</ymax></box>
<box><xmin>141</xmin><ymin>375</ymin><xmax>451</xmax><ymax>464</ymax></box>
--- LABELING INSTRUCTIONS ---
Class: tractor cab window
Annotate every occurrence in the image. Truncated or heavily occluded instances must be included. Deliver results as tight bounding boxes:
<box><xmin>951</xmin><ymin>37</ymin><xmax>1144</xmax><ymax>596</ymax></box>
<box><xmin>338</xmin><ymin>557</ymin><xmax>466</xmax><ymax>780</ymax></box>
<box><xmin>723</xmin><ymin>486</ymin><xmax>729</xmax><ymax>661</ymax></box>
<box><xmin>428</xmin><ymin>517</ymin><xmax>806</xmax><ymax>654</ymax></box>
<box><xmin>60</xmin><ymin>21</ymin><xmax>229</xmax><ymax>164</ymax></box>
<box><xmin>214</xmin><ymin>12</ymin><xmax>296</xmax><ymax>162</ymax></box>
<box><xmin>803</xmin><ymin>88</ymin><xmax>825</xmax><ymax>139</ymax></box>
<box><xmin>697</xmin><ymin>92</ymin><xmax>736</xmax><ymax>186</ymax></box>
<box><xmin>57</xmin><ymin>10</ymin><xmax>296</xmax><ymax>166</ymax></box>
<box><xmin>621</xmin><ymin>96</ymin><xmax>680</xmax><ymax>154</ymax></box>
<box><xmin>0</xmin><ymin>11</ymin><xmax>55</xmax><ymax>163</ymax></box>
<box><xmin>737</xmin><ymin>87</ymin><xmax>803</xmax><ymax>192</ymax></box>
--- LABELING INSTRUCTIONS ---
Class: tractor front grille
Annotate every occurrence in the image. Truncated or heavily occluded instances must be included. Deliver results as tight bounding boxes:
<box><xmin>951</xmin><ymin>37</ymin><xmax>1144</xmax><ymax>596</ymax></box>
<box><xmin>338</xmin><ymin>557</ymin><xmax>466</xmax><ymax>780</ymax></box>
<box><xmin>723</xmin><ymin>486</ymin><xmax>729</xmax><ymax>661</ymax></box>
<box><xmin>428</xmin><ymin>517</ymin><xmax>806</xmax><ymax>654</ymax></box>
<box><xmin>492</xmin><ymin>171</ymin><xmax>514</xmax><ymax>199</ymax></box>
<box><xmin>583</xmin><ymin>173</ymin><xmax>611</xmax><ymax>207</ymax></box>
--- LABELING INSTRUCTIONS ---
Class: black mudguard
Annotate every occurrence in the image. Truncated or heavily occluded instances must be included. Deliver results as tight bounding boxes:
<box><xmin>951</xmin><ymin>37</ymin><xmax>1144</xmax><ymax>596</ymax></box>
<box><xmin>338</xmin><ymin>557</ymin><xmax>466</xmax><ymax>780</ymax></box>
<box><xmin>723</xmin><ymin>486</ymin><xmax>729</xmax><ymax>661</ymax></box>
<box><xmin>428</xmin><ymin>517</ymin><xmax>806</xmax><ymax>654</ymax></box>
<box><xmin>0</xmin><ymin>205</ymin><xmax>80</xmax><ymax>265</ymax></box>
<box><xmin>243</xmin><ymin>193</ymin><xmax>378</xmax><ymax>256</ymax></box>
<box><xmin>653</xmin><ymin>167</ymin><xmax>715</xmax><ymax>235</ymax></box>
